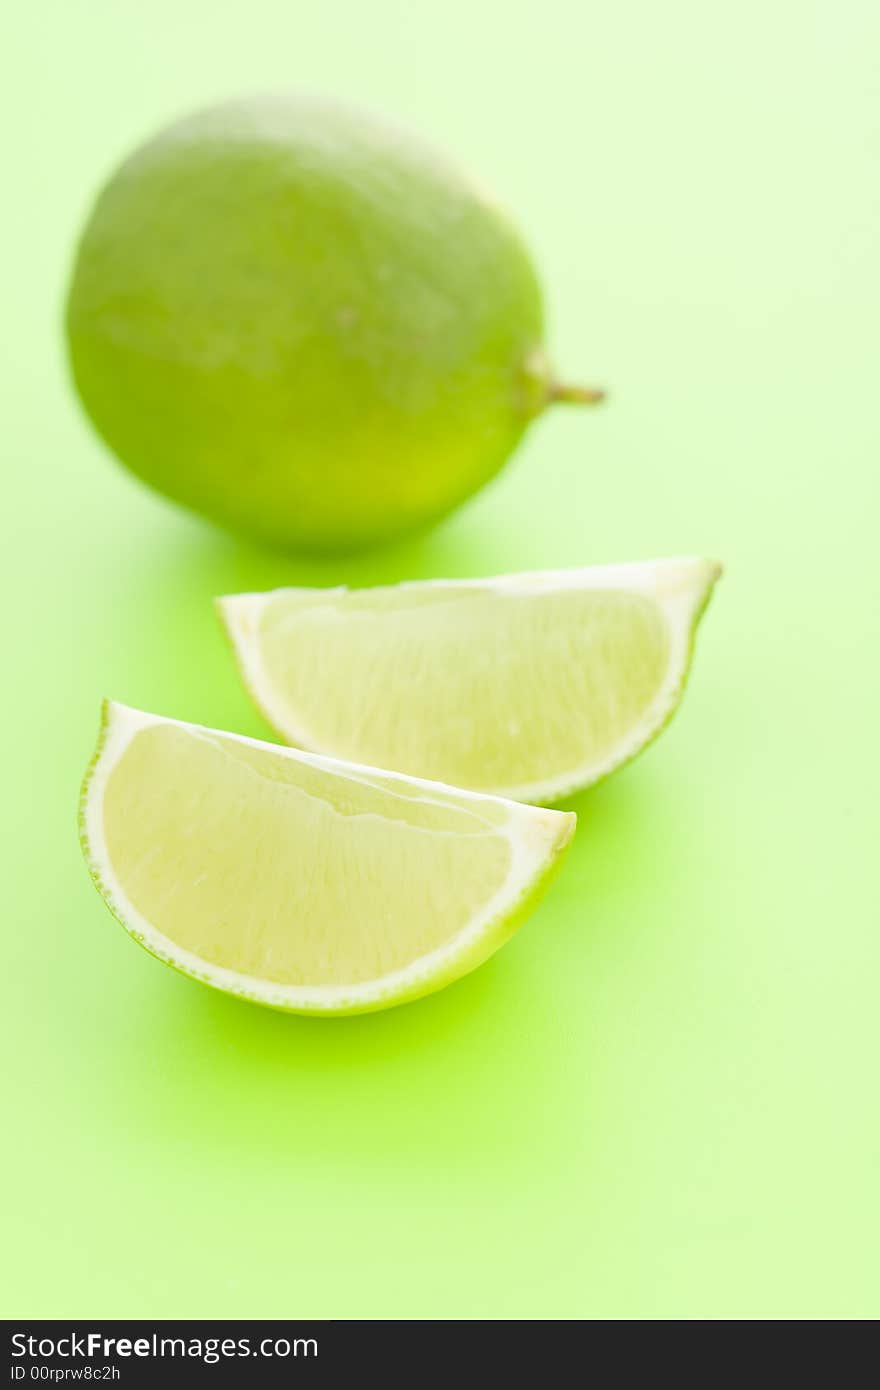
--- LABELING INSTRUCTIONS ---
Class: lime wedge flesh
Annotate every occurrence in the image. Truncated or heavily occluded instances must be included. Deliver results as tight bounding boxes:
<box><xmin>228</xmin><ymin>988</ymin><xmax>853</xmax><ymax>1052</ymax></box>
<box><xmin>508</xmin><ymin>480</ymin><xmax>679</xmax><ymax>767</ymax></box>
<box><xmin>220</xmin><ymin>558</ymin><xmax>721</xmax><ymax>803</ymax></box>
<box><xmin>81</xmin><ymin>703</ymin><xmax>575</xmax><ymax>1015</ymax></box>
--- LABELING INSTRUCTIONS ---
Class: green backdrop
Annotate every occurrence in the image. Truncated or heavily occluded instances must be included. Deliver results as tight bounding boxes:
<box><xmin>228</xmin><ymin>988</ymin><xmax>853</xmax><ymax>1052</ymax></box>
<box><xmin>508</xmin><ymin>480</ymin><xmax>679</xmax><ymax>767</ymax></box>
<box><xmin>3</xmin><ymin>0</ymin><xmax>877</xmax><ymax>1319</ymax></box>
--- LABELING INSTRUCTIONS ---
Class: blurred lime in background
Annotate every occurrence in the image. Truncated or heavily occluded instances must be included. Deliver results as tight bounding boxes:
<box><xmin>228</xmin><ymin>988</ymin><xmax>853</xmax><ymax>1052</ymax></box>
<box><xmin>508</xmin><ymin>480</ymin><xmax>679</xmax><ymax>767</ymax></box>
<box><xmin>66</xmin><ymin>92</ymin><xmax>601</xmax><ymax>552</ymax></box>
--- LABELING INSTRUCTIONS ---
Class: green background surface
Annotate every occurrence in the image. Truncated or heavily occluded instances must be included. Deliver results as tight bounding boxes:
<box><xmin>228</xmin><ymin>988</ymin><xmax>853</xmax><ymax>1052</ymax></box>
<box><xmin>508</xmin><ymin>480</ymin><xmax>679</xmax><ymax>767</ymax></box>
<box><xmin>3</xmin><ymin>0</ymin><xmax>878</xmax><ymax>1320</ymax></box>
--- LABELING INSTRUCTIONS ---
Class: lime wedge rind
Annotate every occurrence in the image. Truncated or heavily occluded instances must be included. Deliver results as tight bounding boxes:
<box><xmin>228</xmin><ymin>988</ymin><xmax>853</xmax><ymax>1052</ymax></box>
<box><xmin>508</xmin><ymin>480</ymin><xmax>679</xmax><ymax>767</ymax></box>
<box><xmin>218</xmin><ymin>557</ymin><xmax>721</xmax><ymax>805</ymax></box>
<box><xmin>80</xmin><ymin>702</ymin><xmax>575</xmax><ymax>1016</ymax></box>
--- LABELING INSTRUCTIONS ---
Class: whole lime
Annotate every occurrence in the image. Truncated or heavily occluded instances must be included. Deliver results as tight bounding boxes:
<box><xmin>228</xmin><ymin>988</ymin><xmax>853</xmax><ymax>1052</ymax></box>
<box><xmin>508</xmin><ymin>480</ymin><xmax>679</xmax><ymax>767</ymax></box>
<box><xmin>66</xmin><ymin>93</ymin><xmax>602</xmax><ymax>552</ymax></box>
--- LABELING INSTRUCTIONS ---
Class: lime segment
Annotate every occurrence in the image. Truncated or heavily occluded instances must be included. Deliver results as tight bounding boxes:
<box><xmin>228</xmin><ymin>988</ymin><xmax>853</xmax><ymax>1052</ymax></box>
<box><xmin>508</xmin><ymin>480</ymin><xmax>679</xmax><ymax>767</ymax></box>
<box><xmin>220</xmin><ymin>558</ymin><xmax>721</xmax><ymax>803</ymax></box>
<box><xmin>81</xmin><ymin>703</ymin><xmax>575</xmax><ymax>1015</ymax></box>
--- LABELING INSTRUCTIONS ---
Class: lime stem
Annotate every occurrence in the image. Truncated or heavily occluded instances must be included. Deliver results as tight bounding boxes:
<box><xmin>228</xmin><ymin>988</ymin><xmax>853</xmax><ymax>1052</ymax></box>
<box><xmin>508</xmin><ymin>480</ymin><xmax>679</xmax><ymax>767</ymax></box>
<box><xmin>548</xmin><ymin>381</ymin><xmax>606</xmax><ymax>406</ymax></box>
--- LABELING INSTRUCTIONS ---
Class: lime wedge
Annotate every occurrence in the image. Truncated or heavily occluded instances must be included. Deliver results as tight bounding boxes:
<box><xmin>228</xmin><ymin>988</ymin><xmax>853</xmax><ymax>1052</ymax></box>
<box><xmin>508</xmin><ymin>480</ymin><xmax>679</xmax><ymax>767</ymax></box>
<box><xmin>80</xmin><ymin>703</ymin><xmax>575</xmax><ymax>1015</ymax></box>
<box><xmin>219</xmin><ymin>557</ymin><xmax>721</xmax><ymax>803</ymax></box>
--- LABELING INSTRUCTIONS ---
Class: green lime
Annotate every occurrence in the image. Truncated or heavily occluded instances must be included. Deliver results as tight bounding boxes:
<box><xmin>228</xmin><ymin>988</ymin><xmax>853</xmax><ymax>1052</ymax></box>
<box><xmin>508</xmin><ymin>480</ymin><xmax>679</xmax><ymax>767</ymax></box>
<box><xmin>66</xmin><ymin>92</ymin><xmax>602</xmax><ymax>551</ymax></box>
